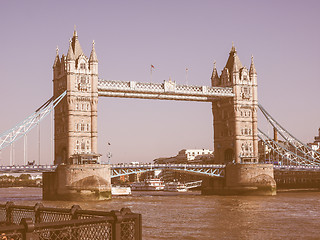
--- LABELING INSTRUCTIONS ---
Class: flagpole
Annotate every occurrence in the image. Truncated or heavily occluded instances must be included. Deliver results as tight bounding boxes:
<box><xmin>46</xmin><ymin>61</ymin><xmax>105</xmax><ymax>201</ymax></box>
<box><xmin>150</xmin><ymin>65</ymin><xmax>155</xmax><ymax>82</ymax></box>
<box><xmin>186</xmin><ymin>68</ymin><xmax>189</xmax><ymax>85</ymax></box>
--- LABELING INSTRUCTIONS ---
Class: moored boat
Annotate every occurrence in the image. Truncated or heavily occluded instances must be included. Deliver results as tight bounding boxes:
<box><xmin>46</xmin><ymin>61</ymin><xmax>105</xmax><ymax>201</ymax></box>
<box><xmin>164</xmin><ymin>182</ymin><xmax>188</xmax><ymax>192</ymax></box>
<box><xmin>111</xmin><ymin>186</ymin><xmax>132</xmax><ymax>196</ymax></box>
<box><xmin>131</xmin><ymin>178</ymin><xmax>165</xmax><ymax>191</ymax></box>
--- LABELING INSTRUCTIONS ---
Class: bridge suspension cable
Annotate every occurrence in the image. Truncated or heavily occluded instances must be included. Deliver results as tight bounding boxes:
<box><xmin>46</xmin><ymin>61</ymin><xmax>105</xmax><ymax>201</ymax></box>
<box><xmin>0</xmin><ymin>91</ymin><xmax>66</xmax><ymax>151</ymax></box>
<box><xmin>258</xmin><ymin>128</ymin><xmax>320</xmax><ymax>167</ymax></box>
<box><xmin>258</xmin><ymin>104</ymin><xmax>320</xmax><ymax>164</ymax></box>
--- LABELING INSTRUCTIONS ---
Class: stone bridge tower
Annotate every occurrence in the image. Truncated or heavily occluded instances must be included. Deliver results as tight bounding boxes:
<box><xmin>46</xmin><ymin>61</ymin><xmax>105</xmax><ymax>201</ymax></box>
<box><xmin>44</xmin><ymin>30</ymin><xmax>111</xmax><ymax>201</ymax></box>
<box><xmin>211</xmin><ymin>44</ymin><xmax>258</xmax><ymax>164</ymax></box>
<box><xmin>53</xmin><ymin>29</ymin><xmax>99</xmax><ymax>165</ymax></box>
<box><xmin>204</xmin><ymin>45</ymin><xmax>276</xmax><ymax>195</ymax></box>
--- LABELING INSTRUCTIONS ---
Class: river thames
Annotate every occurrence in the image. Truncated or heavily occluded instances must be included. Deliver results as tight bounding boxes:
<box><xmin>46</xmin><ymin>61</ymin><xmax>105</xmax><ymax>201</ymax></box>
<box><xmin>1</xmin><ymin>188</ymin><xmax>320</xmax><ymax>240</ymax></box>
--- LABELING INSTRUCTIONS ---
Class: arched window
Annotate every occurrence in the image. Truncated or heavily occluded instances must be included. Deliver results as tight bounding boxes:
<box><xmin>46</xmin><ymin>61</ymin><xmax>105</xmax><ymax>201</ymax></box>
<box><xmin>86</xmin><ymin>140</ymin><xmax>90</xmax><ymax>153</ymax></box>
<box><xmin>81</xmin><ymin>141</ymin><xmax>86</xmax><ymax>152</ymax></box>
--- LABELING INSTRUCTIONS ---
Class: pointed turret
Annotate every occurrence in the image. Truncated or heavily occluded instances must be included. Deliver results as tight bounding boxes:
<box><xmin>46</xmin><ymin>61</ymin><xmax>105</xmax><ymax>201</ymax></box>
<box><xmin>250</xmin><ymin>55</ymin><xmax>257</xmax><ymax>75</ymax></box>
<box><xmin>89</xmin><ymin>40</ymin><xmax>98</xmax><ymax>75</ymax></box>
<box><xmin>71</xmin><ymin>27</ymin><xmax>84</xmax><ymax>59</ymax></box>
<box><xmin>89</xmin><ymin>40</ymin><xmax>98</xmax><ymax>63</ymax></box>
<box><xmin>66</xmin><ymin>39</ymin><xmax>75</xmax><ymax>61</ymax></box>
<box><xmin>53</xmin><ymin>46</ymin><xmax>60</xmax><ymax>68</ymax></box>
<box><xmin>225</xmin><ymin>43</ymin><xmax>243</xmax><ymax>74</ymax></box>
<box><xmin>211</xmin><ymin>61</ymin><xmax>220</xmax><ymax>86</ymax></box>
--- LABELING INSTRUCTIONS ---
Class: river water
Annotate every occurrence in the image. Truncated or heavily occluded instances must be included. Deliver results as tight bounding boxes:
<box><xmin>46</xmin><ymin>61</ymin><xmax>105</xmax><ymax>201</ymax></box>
<box><xmin>1</xmin><ymin>188</ymin><xmax>320</xmax><ymax>240</ymax></box>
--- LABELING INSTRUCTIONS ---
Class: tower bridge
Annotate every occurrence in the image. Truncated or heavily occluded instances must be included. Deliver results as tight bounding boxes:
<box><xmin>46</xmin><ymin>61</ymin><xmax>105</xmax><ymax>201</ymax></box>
<box><xmin>1</xmin><ymin>29</ymin><xmax>319</xmax><ymax>199</ymax></box>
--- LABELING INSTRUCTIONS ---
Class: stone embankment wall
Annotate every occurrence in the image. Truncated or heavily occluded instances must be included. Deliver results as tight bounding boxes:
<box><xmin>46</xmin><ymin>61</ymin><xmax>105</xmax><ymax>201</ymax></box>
<box><xmin>274</xmin><ymin>169</ymin><xmax>320</xmax><ymax>189</ymax></box>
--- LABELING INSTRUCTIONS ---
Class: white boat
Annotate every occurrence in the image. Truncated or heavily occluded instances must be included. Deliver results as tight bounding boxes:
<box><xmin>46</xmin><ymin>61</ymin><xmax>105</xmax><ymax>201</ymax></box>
<box><xmin>111</xmin><ymin>186</ymin><xmax>132</xmax><ymax>196</ymax></box>
<box><xmin>164</xmin><ymin>182</ymin><xmax>188</xmax><ymax>192</ymax></box>
<box><xmin>131</xmin><ymin>178</ymin><xmax>165</xmax><ymax>191</ymax></box>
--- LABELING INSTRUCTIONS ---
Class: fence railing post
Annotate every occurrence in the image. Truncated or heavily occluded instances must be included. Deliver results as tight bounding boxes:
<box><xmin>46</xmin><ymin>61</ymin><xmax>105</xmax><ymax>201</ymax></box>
<box><xmin>120</xmin><ymin>208</ymin><xmax>142</xmax><ymax>240</ymax></box>
<box><xmin>5</xmin><ymin>201</ymin><xmax>14</xmax><ymax>225</ymax></box>
<box><xmin>20</xmin><ymin>218</ymin><xmax>35</xmax><ymax>240</ymax></box>
<box><xmin>70</xmin><ymin>205</ymin><xmax>81</xmax><ymax>220</ymax></box>
<box><xmin>71</xmin><ymin>205</ymin><xmax>81</xmax><ymax>239</ymax></box>
<box><xmin>34</xmin><ymin>202</ymin><xmax>43</xmax><ymax>223</ymax></box>
<box><xmin>111</xmin><ymin>210</ymin><xmax>123</xmax><ymax>240</ymax></box>
<box><xmin>136</xmin><ymin>213</ymin><xmax>142</xmax><ymax>240</ymax></box>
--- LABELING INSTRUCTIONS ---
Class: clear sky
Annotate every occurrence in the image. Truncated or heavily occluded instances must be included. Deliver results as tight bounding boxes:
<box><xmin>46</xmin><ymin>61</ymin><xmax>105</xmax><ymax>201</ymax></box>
<box><xmin>0</xmin><ymin>0</ymin><xmax>319</xmax><ymax>165</ymax></box>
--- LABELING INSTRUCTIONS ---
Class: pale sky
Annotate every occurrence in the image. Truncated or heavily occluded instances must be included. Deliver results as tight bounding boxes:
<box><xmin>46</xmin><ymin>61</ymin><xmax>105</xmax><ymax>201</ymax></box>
<box><xmin>0</xmin><ymin>0</ymin><xmax>319</xmax><ymax>165</ymax></box>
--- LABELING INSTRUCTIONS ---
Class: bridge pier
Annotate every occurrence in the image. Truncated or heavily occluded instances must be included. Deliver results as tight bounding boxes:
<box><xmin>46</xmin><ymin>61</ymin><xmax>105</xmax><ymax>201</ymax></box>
<box><xmin>202</xmin><ymin>163</ymin><xmax>276</xmax><ymax>195</ymax></box>
<box><xmin>43</xmin><ymin>163</ymin><xmax>111</xmax><ymax>201</ymax></box>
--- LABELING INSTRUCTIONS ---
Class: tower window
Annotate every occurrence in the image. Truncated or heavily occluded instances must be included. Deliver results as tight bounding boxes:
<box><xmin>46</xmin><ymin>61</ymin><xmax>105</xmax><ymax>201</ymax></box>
<box><xmin>80</xmin><ymin>63</ymin><xmax>86</xmax><ymax>70</ymax></box>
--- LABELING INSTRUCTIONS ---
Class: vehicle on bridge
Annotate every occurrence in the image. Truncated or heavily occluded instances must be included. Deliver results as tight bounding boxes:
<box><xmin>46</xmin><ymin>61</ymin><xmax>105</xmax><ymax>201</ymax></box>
<box><xmin>27</xmin><ymin>160</ymin><xmax>35</xmax><ymax>166</ymax></box>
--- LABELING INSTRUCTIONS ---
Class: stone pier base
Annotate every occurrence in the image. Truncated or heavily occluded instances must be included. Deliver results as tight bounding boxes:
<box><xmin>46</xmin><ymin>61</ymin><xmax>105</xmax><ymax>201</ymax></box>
<box><xmin>202</xmin><ymin>163</ymin><xmax>276</xmax><ymax>196</ymax></box>
<box><xmin>43</xmin><ymin>164</ymin><xmax>111</xmax><ymax>201</ymax></box>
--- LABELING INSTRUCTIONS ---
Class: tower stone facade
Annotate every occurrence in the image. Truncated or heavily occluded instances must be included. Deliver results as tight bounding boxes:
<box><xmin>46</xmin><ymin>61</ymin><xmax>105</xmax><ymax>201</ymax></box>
<box><xmin>211</xmin><ymin>45</ymin><xmax>258</xmax><ymax>164</ymax></box>
<box><xmin>53</xmin><ymin>30</ymin><xmax>99</xmax><ymax>165</ymax></box>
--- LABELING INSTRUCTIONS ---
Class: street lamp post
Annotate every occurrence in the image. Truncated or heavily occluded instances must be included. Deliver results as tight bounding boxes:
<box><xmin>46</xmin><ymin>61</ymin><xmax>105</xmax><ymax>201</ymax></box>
<box><xmin>107</xmin><ymin>152</ymin><xmax>112</xmax><ymax>164</ymax></box>
<box><xmin>106</xmin><ymin>142</ymin><xmax>112</xmax><ymax>164</ymax></box>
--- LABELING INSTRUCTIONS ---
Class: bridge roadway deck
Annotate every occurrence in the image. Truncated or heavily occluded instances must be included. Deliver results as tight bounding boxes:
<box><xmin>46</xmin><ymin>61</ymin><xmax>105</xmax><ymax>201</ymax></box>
<box><xmin>97</xmin><ymin>79</ymin><xmax>234</xmax><ymax>102</ymax></box>
<box><xmin>0</xmin><ymin>163</ymin><xmax>225</xmax><ymax>177</ymax></box>
<box><xmin>1</xmin><ymin>164</ymin><xmax>320</xmax><ymax>175</ymax></box>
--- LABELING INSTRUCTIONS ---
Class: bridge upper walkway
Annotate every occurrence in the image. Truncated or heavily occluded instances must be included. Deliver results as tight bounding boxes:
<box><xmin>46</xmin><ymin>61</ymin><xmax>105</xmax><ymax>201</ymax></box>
<box><xmin>97</xmin><ymin>79</ymin><xmax>234</xmax><ymax>102</ymax></box>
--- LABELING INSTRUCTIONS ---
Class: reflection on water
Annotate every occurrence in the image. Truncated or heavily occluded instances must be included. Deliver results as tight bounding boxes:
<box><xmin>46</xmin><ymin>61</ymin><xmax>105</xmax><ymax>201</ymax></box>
<box><xmin>1</xmin><ymin>188</ymin><xmax>320</xmax><ymax>240</ymax></box>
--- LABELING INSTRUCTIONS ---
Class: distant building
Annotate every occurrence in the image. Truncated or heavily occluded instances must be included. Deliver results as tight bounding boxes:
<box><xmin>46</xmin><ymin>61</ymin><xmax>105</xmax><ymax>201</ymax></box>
<box><xmin>178</xmin><ymin>149</ymin><xmax>213</xmax><ymax>161</ymax></box>
<box><xmin>154</xmin><ymin>149</ymin><xmax>214</xmax><ymax>164</ymax></box>
<box><xmin>307</xmin><ymin>128</ymin><xmax>320</xmax><ymax>153</ymax></box>
<box><xmin>258</xmin><ymin>138</ymin><xmax>290</xmax><ymax>165</ymax></box>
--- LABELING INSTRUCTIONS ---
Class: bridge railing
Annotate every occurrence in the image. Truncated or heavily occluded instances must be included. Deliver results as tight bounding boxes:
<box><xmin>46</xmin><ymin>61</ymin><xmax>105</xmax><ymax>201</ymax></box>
<box><xmin>0</xmin><ymin>202</ymin><xmax>142</xmax><ymax>240</ymax></box>
<box><xmin>0</xmin><ymin>165</ymin><xmax>57</xmax><ymax>173</ymax></box>
<box><xmin>110</xmin><ymin>163</ymin><xmax>226</xmax><ymax>178</ymax></box>
<box><xmin>110</xmin><ymin>163</ymin><xmax>226</xmax><ymax>168</ymax></box>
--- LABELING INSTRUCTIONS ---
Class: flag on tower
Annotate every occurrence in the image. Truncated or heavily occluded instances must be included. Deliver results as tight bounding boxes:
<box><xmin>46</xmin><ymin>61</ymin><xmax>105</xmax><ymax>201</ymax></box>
<box><xmin>150</xmin><ymin>65</ymin><xmax>155</xmax><ymax>82</ymax></box>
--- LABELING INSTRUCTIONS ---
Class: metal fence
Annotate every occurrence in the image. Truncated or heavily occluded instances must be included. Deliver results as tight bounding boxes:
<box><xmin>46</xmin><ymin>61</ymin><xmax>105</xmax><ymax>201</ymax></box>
<box><xmin>0</xmin><ymin>202</ymin><xmax>142</xmax><ymax>240</ymax></box>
